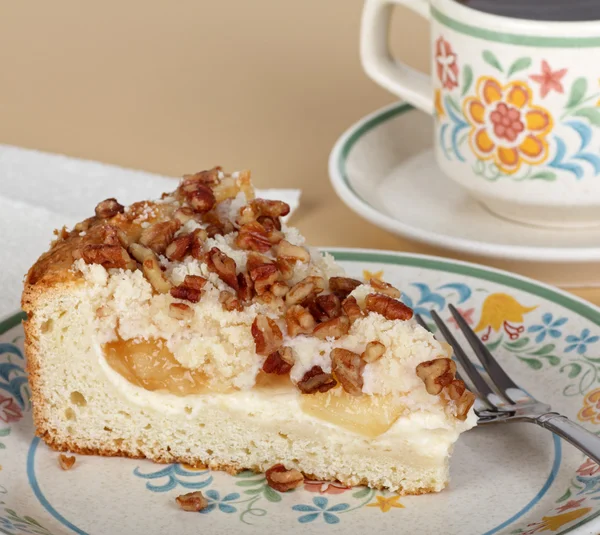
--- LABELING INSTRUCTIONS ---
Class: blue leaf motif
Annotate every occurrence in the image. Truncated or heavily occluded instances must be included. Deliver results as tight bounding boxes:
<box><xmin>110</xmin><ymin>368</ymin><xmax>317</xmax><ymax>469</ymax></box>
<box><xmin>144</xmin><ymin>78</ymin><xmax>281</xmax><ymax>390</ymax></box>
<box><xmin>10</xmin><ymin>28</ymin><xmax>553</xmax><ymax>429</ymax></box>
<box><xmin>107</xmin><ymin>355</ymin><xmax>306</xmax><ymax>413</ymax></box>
<box><xmin>574</xmin><ymin>153</ymin><xmax>600</xmax><ymax>174</ymax></box>
<box><xmin>566</xmin><ymin>335</ymin><xmax>579</xmax><ymax>343</ymax></box>
<box><xmin>588</xmin><ymin>336</ymin><xmax>600</xmax><ymax>343</ymax></box>
<box><xmin>218</xmin><ymin>504</ymin><xmax>237</xmax><ymax>514</ymax></box>
<box><xmin>566</xmin><ymin>120</ymin><xmax>592</xmax><ymax>151</ymax></box>
<box><xmin>552</xmin><ymin>318</ymin><xmax>568</xmax><ymax>327</ymax></box>
<box><xmin>199</xmin><ymin>504</ymin><xmax>217</xmax><ymax>515</ymax></box>
<box><xmin>293</xmin><ymin>504</ymin><xmax>319</xmax><ymax>512</ymax></box>
<box><xmin>439</xmin><ymin>123</ymin><xmax>451</xmax><ymax>160</ymax></box>
<box><xmin>327</xmin><ymin>503</ymin><xmax>350</xmax><ymax>512</ymax></box>
<box><xmin>437</xmin><ymin>283</ymin><xmax>472</xmax><ymax>304</ymax></box>
<box><xmin>133</xmin><ymin>464</ymin><xmax>213</xmax><ymax>493</ymax></box>
<box><xmin>313</xmin><ymin>497</ymin><xmax>328</xmax><ymax>509</ymax></box>
<box><xmin>0</xmin><ymin>343</ymin><xmax>24</xmax><ymax>359</ymax></box>
<box><xmin>528</xmin><ymin>325</ymin><xmax>544</xmax><ymax>333</ymax></box>
<box><xmin>298</xmin><ymin>513</ymin><xmax>319</xmax><ymax>523</ymax></box>
<box><xmin>324</xmin><ymin>512</ymin><xmax>341</xmax><ymax>524</ymax></box>
<box><xmin>411</xmin><ymin>283</ymin><xmax>446</xmax><ymax>310</ymax></box>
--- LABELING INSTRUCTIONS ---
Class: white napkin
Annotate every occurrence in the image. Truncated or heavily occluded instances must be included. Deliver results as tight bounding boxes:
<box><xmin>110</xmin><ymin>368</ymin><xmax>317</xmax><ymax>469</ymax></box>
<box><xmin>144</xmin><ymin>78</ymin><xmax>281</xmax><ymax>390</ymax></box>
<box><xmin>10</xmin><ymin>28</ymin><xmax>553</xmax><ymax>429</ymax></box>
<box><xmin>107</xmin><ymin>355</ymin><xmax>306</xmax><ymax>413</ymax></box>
<box><xmin>0</xmin><ymin>145</ymin><xmax>301</xmax><ymax>319</ymax></box>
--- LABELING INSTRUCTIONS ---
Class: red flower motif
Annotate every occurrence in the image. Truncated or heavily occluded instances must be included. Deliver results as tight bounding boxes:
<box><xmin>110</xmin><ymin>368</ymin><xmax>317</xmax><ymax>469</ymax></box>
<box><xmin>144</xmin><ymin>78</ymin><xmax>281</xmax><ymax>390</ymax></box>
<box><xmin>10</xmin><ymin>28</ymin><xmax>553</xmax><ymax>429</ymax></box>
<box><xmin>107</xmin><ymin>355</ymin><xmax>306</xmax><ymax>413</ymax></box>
<box><xmin>447</xmin><ymin>308</ymin><xmax>475</xmax><ymax>328</ymax></box>
<box><xmin>304</xmin><ymin>480</ymin><xmax>351</xmax><ymax>495</ymax></box>
<box><xmin>435</xmin><ymin>37</ymin><xmax>459</xmax><ymax>90</ymax></box>
<box><xmin>490</xmin><ymin>102</ymin><xmax>525</xmax><ymax>143</ymax></box>
<box><xmin>530</xmin><ymin>60</ymin><xmax>567</xmax><ymax>99</ymax></box>
<box><xmin>577</xmin><ymin>457</ymin><xmax>600</xmax><ymax>477</ymax></box>
<box><xmin>0</xmin><ymin>394</ymin><xmax>22</xmax><ymax>423</ymax></box>
<box><xmin>556</xmin><ymin>498</ymin><xmax>586</xmax><ymax>513</ymax></box>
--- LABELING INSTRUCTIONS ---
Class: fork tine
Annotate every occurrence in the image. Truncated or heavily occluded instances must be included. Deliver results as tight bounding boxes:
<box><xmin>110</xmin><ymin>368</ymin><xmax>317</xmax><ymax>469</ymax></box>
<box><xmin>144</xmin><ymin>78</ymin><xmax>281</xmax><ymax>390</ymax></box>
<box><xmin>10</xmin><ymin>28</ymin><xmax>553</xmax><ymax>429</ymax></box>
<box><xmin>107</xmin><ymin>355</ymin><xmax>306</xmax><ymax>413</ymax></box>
<box><xmin>415</xmin><ymin>314</ymin><xmax>466</xmax><ymax>384</ymax></box>
<box><xmin>448</xmin><ymin>304</ymin><xmax>527</xmax><ymax>403</ymax></box>
<box><xmin>430</xmin><ymin>310</ymin><xmax>508</xmax><ymax>405</ymax></box>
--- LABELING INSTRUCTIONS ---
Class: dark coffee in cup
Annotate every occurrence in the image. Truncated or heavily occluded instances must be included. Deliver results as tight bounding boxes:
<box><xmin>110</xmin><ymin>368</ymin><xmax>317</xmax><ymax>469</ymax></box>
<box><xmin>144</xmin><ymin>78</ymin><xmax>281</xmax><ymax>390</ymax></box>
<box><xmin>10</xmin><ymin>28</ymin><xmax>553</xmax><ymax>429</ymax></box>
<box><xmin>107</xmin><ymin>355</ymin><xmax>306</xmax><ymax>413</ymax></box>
<box><xmin>455</xmin><ymin>0</ymin><xmax>600</xmax><ymax>21</ymax></box>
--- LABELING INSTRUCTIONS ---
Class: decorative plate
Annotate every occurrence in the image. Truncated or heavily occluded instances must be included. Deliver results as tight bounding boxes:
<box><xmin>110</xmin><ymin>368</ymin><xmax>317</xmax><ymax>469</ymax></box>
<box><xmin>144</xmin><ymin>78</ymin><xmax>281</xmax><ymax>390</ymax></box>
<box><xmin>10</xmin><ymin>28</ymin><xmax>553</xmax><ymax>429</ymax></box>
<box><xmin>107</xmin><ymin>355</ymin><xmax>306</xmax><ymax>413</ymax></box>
<box><xmin>2</xmin><ymin>249</ymin><xmax>600</xmax><ymax>535</ymax></box>
<box><xmin>328</xmin><ymin>102</ymin><xmax>600</xmax><ymax>263</ymax></box>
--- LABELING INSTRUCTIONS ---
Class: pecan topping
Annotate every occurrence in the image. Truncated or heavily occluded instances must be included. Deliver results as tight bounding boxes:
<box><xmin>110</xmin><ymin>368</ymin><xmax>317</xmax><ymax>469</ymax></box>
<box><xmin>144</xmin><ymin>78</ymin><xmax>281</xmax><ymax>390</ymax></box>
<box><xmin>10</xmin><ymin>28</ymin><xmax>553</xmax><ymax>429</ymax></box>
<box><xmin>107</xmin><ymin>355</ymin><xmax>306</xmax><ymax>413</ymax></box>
<box><xmin>370</xmin><ymin>278</ymin><xmax>401</xmax><ymax>298</ymax></box>
<box><xmin>249</xmin><ymin>262</ymin><xmax>279</xmax><ymax>295</ymax></box>
<box><xmin>235</xmin><ymin>221</ymin><xmax>273</xmax><ymax>253</ymax></box>
<box><xmin>58</xmin><ymin>454</ymin><xmax>76</xmax><ymax>470</ymax></box>
<box><xmin>182</xmin><ymin>168</ymin><xmax>220</xmax><ymax>187</ymax></box>
<box><xmin>297</xmin><ymin>365</ymin><xmax>336</xmax><ymax>394</ymax></box>
<box><xmin>331</xmin><ymin>348</ymin><xmax>364</xmax><ymax>396</ymax></box>
<box><xmin>252</xmin><ymin>198</ymin><xmax>290</xmax><ymax>219</ymax></box>
<box><xmin>95</xmin><ymin>198</ymin><xmax>124</xmax><ymax>219</ymax></box>
<box><xmin>252</xmin><ymin>314</ymin><xmax>283</xmax><ymax>356</ymax></box>
<box><xmin>187</xmin><ymin>184</ymin><xmax>216</xmax><ymax>213</ymax></box>
<box><xmin>173</xmin><ymin>206</ymin><xmax>197</xmax><ymax>225</ymax></box>
<box><xmin>276</xmin><ymin>257</ymin><xmax>295</xmax><ymax>281</ymax></box>
<box><xmin>365</xmin><ymin>293</ymin><xmax>413</xmax><ymax>321</ymax></box>
<box><xmin>329</xmin><ymin>277</ymin><xmax>361</xmax><ymax>299</ymax></box>
<box><xmin>265</xmin><ymin>464</ymin><xmax>304</xmax><ymax>492</ymax></box>
<box><xmin>262</xmin><ymin>347</ymin><xmax>294</xmax><ymax>375</ymax></box>
<box><xmin>169</xmin><ymin>302</ymin><xmax>194</xmax><ymax>320</ymax></box>
<box><xmin>206</xmin><ymin>247</ymin><xmax>238</xmax><ymax>290</ymax></box>
<box><xmin>285</xmin><ymin>305</ymin><xmax>316</xmax><ymax>337</ymax></box>
<box><xmin>257</xmin><ymin>215</ymin><xmax>281</xmax><ymax>232</ymax></box>
<box><xmin>237</xmin><ymin>272</ymin><xmax>254</xmax><ymax>302</ymax></box>
<box><xmin>81</xmin><ymin>244</ymin><xmax>133</xmax><ymax>270</ymax></box>
<box><xmin>308</xmin><ymin>294</ymin><xmax>341</xmax><ymax>322</ymax></box>
<box><xmin>416</xmin><ymin>358</ymin><xmax>457</xmax><ymax>395</ymax></box>
<box><xmin>139</xmin><ymin>220</ymin><xmax>181</xmax><ymax>255</ymax></box>
<box><xmin>170</xmin><ymin>275</ymin><xmax>207</xmax><ymax>303</ymax></box>
<box><xmin>212</xmin><ymin>176</ymin><xmax>240</xmax><ymax>202</ymax></box>
<box><xmin>176</xmin><ymin>491</ymin><xmax>209</xmax><ymax>512</ymax></box>
<box><xmin>165</xmin><ymin>233</ymin><xmax>194</xmax><ymax>261</ymax></box>
<box><xmin>286</xmin><ymin>276</ymin><xmax>325</xmax><ymax>306</ymax></box>
<box><xmin>446</xmin><ymin>379</ymin><xmax>476</xmax><ymax>421</ymax></box>
<box><xmin>341</xmin><ymin>296</ymin><xmax>364</xmax><ymax>324</ymax></box>
<box><xmin>362</xmin><ymin>341</ymin><xmax>386</xmax><ymax>363</ymax></box>
<box><xmin>271</xmin><ymin>281</ymin><xmax>289</xmax><ymax>298</ymax></box>
<box><xmin>190</xmin><ymin>228</ymin><xmax>207</xmax><ymax>259</ymax></box>
<box><xmin>313</xmin><ymin>316</ymin><xmax>350</xmax><ymax>340</ymax></box>
<box><xmin>276</xmin><ymin>239</ymin><xmax>310</xmax><ymax>264</ymax></box>
<box><xmin>219</xmin><ymin>290</ymin><xmax>243</xmax><ymax>312</ymax></box>
<box><xmin>257</xmin><ymin>291</ymin><xmax>286</xmax><ymax>313</ymax></box>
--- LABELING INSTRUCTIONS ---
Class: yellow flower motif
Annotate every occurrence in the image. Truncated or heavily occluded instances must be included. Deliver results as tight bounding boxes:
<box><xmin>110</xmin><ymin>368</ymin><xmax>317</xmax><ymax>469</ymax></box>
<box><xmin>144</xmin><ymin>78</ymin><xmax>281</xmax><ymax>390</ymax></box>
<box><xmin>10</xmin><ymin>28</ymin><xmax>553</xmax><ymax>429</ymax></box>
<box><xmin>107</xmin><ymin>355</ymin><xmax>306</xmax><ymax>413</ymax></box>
<box><xmin>578</xmin><ymin>388</ymin><xmax>600</xmax><ymax>424</ymax></box>
<box><xmin>463</xmin><ymin>76</ymin><xmax>553</xmax><ymax>174</ymax></box>
<box><xmin>534</xmin><ymin>507</ymin><xmax>592</xmax><ymax>532</ymax></box>
<box><xmin>473</xmin><ymin>293</ymin><xmax>536</xmax><ymax>341</ymax></box>
<box><xmin>435</xmin><ymin>88</ymin><xmax>445</xmax><ymax>119</ymax></box>
<box><xmin>367</xmin><ymin>495</ymin><xmax>405</xmax><ymax>512</ymax></box>
<box><xmin>363</xmin><ymin>269</ymin><xmax>384</xmax><ymax>281</ymax></box>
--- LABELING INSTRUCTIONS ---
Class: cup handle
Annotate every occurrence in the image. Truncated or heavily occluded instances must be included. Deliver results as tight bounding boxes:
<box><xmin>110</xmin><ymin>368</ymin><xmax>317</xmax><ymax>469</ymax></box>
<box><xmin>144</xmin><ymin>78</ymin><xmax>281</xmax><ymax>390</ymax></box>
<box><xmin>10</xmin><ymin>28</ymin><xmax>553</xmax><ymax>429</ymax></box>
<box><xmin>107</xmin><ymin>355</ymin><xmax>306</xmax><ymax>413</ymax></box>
<box><xmin>360</xmin><ymin>0</ymin><xmax>433</xmax><ymax>115</ymax></box>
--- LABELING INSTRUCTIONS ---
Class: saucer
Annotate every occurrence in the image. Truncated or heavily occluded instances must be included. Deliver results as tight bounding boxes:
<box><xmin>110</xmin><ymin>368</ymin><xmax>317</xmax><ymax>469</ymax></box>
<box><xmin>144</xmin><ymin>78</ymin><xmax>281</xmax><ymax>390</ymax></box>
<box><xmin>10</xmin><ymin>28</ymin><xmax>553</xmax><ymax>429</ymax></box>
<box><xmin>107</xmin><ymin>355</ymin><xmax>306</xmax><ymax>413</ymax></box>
<box><xmin>328</xmin><ymin>102</ymin><xmax>600</xmax><ymax>263</ymax></box>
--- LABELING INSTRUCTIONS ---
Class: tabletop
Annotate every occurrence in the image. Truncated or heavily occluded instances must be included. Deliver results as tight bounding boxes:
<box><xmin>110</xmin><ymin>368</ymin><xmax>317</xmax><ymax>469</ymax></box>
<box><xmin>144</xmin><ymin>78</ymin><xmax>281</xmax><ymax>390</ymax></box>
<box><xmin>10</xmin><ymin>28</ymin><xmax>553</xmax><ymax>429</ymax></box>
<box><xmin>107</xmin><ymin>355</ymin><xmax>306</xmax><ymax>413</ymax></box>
<box><xmin>0</xmin><ymin>0</ymin><xmax>598</xmax><ymax>307</ymax></box>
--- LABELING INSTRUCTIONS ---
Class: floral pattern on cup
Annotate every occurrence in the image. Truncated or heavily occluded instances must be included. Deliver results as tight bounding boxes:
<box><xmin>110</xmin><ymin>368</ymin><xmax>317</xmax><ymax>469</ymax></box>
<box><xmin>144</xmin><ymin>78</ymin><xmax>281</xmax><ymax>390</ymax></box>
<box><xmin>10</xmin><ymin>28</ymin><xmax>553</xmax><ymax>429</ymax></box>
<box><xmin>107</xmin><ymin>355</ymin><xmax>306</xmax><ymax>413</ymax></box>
<box><xmin>435</xmin><ymin>42</ymin><xmax>600</xmax><ymax>182</ymax></box>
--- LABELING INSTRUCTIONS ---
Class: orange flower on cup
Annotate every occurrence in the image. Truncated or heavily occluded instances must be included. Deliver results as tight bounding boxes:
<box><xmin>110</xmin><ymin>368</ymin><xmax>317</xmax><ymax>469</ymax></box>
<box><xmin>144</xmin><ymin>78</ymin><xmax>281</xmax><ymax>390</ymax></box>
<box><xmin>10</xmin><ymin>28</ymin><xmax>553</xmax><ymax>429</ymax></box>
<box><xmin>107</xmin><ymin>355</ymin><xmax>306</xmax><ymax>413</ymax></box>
<box><xmin>578</xmin><ymin>388</ymin><xmax>600</xmax><ymax>425</ymax></box>
<box><xmin>463</xmin><ymin>76</ymin><xmax>553</xmax><ymax>174</ymax></box>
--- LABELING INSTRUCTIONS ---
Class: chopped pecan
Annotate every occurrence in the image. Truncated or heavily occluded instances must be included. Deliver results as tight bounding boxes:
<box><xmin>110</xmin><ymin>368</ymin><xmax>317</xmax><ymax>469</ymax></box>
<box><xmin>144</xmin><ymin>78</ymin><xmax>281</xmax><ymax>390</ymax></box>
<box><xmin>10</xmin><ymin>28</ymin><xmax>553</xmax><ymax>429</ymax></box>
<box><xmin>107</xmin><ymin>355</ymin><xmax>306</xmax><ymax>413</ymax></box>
<box><xmin>129</xmin><ymin>243</ymin><xmax>171</xmax><ymax>293</ymax></box>
<box><xmin>256</xmin><ymin>291</ymin><xmax>286</xmax><ymax>313</ymax></box>
<box><xmin>286</xmin><ymin>276</ymin><xmax>325</xmax><ymax>306</ymax></box>
<box><xmin>365</xmin><ymin>293</ymin><xmax>413</xmax><ymax>321</ymax></box>
<box><xmin>297</xmin><ymin>365</ymin><xmax>336</xmax><ymax>394</ymax></box>
<box><xmin>276</xmin><ymin>240</ymin><xmax>310</xmax><ymax>264</ymax></box>
<box><xmin>308</xmin><ymin>294</ymin><xmax>341</xmax><ymax>322</ymax></box>
<box><xmin>362</xmin><ymin>341</ymin><xmax>386</xmax><ymax>363</ymax></box>
<box><xmin>95</xmin><ymin>198</ymin><xmax>124</xmax><ymax>219</ymax></box>
<box><xmin>252</xmin><ymin>314</ymin><xmax>283</xmax><ymax>356</ymax></box>
<box><xmin>252</xmin><ymin>198</ymin><xmax>290</xmax><ymax>218</ymax></box>
<box><xmin>212</xmin><ymin>176</ymin><xmax>239</xmax><ymax>202</ymax></box>
<box><xmin>257</xmin><ymin>215</ymin><xmax>281</xmax><ymax>232</ymax></box>
<box><xmin>313</xmin><ymin>316</ymin><xmax>350</xmax><ymax>340</ymax></box>
<box><xmin>58</xmin><ymin>454</ymin><xmax>76</xmax><ymax>470</ymax></box>
<box><xmin>190</xmin><ymin>228</ymin><xmax>207</xmax><ymax>259</ymax></box>
<box><xmin>139</xmin><ymin>220</ymin><xmax>181</xmax><ymax>255</ymax></box>
<box><xmin>262</xmin><ymin>347</ymin><xmax>294</xmax><ymax>375</ymax></box>
<box><xmin>173</xmin><ymin>206</ymin><xmax>197</xmax><ymax>225</ymax></box>
<box><xmin>285</xmin><ymin>305</ymin><xmax>316</xmax><ymax>337</ymax></box>
<box><xmin>170</xmin><ymin>275</ymin><xmax>207</xmax><ymax>303</ymax></box>
<box><xmin>175</xmin><ymin>491</ymin><xmax>209</xmax><ymax>512</ymax></box>
<box><xmin>100</xmin><ymin>224</ymin><xmax>130</xmax><ymax>247</ymax></box>
<box><xmin>331</xmin><ymin>348</ymin><xmax>364</xmax><ymax>396</ymax></box>
<box><xmin>187</xmin><ymin>184</ymin><xmax>216</xmax><ymax>213</ymax></box>
<box><xmin>182</xmin><ymin>168</ymin><xmax>220</xmax><ymax>187</ymax></box>
<box><xmin>370</xmin><ymin>278</ymin><xmax>401</xmax><ymax>298</ymax></box>
<box><xmin>329</xmin><ymin>277</ymin><xmax>361</xmax><ymax>299</ymax></box>
<box><xmin>81</xmin><ymin>244</ymin><xmax>133</xmax><ymax>270</ymax></box>
<box><xmin>165</xmin><ymin>233</ymin><xmax>194</xmax><ymax>261</ymax></box>
<box><xmin>235</xmin><ymin>221</ymin><xmax>273</xmax><ymax>253</ymax></box>
<box><xmin>446</xmin><ymin>379</ymin><xmax>476</xmax><ymax>421</ymax></box>
<box><xmin>341</xmin><ymin>296</ymin><xmax>364</xmax><ymax>324</ymax></box>
<box><xmin>276</xmin><ymin>258</ymin><xmax>295</xmax><ymax>281</ymax></box>
<box><xmin>237</xmin><ymin>272</ymin><xmax>254</xmax><ymax>302</ymax></box>
<box><xmin>416</xmin><ymin>358</ymin><xmax>457</xmax><ymax>395</ymax></box>
<box><xmin>219</xmin><ymin>290</ymin><xmax>243</xmax><ymax>312</ymax></box>
<box><xmin>169</xmin><ymin>302</ymin><xmax>194</xmax><ymax>320</ymax></box>
<box><xmin>265</xmin><ymin>464</ymin><xmax>304</xmax><ymax>492</ymax></box>
<box><xmin>236</xmin><ymin>170</ymin><xmax>255</xmax><ymax>200</ymax></box>
<box><xmin>206</xmin><ymin>247</ymin><xmax>239</xmax><ymax>290</ymax></box>
<box><xmin>249</xmin><ymin>262</ymin><xmax>279</xmax><ymax>295</ymax></box>
<box><xmin>270</xmin><ymin>281</ymin><xmax>289</xmax><ymax>298</ymax></box>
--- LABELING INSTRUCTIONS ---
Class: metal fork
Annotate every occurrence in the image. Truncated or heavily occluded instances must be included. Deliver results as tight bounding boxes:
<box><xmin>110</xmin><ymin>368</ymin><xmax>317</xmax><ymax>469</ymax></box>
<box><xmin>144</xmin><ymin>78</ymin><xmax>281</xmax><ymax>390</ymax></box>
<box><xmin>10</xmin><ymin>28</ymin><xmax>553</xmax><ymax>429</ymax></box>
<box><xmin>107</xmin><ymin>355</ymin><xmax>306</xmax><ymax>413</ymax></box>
<box><xmin>416</xmin><ymin>304</ymin><xmax>600</xmax><ymax>465</ymax></box>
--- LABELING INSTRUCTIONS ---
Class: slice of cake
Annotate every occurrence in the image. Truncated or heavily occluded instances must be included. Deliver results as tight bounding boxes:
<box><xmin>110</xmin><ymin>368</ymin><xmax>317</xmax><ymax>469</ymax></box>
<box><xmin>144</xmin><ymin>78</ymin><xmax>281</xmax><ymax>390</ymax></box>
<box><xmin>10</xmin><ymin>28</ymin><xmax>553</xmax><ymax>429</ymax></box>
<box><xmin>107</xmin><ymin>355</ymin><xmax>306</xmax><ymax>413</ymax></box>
<box><xmin>22</xmin><ymin>168</ymin><xmax>476</xmax><ymax>494</ymax></box>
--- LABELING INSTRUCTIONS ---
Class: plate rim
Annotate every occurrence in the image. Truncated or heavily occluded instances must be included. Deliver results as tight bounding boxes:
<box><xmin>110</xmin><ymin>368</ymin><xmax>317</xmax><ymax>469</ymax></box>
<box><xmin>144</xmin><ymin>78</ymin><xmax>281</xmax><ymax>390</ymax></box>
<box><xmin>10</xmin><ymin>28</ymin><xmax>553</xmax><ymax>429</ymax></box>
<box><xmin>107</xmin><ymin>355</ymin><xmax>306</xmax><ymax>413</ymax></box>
<box><xmin>328</xmin><ymin>102</ymin><xmax>600</xmax><ymax>263</ymax></box>
<box><xmin>3</xmin><ymin>247</ymin><xmax>600</xmax><ymax>535</ymax></box>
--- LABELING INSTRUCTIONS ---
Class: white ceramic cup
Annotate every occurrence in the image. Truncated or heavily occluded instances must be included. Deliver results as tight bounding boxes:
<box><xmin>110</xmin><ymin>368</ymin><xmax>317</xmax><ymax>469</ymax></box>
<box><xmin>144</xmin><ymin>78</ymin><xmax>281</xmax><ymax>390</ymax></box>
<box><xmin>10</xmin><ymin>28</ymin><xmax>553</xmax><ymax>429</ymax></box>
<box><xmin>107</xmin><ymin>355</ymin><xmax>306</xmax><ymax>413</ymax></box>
<box><xmin>361</xmin><ymin>0</ymin><xmax>600</xmax><ymax>228</ymax></box>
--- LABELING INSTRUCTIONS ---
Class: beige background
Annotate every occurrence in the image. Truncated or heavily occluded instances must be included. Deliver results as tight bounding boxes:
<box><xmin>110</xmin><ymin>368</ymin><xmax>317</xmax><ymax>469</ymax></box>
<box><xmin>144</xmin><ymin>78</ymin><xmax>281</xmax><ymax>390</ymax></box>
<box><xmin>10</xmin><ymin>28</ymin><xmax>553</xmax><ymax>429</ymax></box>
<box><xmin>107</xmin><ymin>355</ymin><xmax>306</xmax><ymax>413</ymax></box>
<box><xmin>0</xmin><ymin>1</ymin><xmax>598</xmax><ymax>305</ymax></box>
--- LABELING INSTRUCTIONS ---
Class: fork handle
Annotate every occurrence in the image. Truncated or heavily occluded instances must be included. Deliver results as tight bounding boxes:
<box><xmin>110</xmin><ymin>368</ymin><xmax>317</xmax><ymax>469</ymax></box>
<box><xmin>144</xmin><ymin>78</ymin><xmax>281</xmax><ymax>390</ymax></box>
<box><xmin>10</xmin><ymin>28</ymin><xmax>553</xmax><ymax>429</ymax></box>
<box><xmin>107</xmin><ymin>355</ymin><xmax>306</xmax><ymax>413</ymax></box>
<box><xmin>536</xmin><ymin>413</ymin><xmax>600</xmax><ymax>465</ymax></box>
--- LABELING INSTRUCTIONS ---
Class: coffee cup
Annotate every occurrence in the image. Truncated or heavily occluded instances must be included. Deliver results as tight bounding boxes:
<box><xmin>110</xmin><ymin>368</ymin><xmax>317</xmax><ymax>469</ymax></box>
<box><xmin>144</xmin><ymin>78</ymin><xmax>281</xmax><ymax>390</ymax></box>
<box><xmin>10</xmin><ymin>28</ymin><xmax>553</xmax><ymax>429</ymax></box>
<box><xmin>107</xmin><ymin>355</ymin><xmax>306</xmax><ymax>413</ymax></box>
<box><xmin>361</xmin><ymin>0</ymin><xmax>600</xmax><ymax>228</ymax></box>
